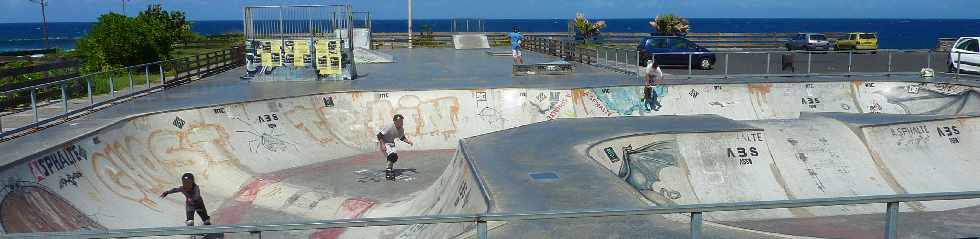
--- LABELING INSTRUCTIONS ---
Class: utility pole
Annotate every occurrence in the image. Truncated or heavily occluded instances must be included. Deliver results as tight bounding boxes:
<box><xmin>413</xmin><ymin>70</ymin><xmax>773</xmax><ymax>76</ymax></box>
<box><xmin>122</xmin><ymin>0</ymin><xmax>129</xmax><ymax>16</ymax></box>
<box><xmin>29</xmin><ymin>0</ymin><xmax>49</xmax><ymax>49</ymax></box>
<box><xmin>407</xmin><ymin>0</ymin><xmax>412</xmax><ymax>49</ymax></box>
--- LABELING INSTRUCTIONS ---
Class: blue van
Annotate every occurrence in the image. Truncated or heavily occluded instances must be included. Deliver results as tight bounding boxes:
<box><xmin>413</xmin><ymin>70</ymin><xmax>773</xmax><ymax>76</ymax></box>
<box><xmin>636</xmin><ymin>36</ymin><xmax>715</xmax><ymax>69</ymax></box>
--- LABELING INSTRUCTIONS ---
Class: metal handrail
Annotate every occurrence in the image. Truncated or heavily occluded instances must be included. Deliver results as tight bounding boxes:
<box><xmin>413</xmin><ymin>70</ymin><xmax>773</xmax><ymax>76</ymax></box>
<box><xmin>7</xmin><ymin>190</ymin><xmax>980</xmax><ymax>239</ymax></box>
<box><xmin>0</xmin><ymin>47</ymin><xmax>243</xmax><ymax>139</ymax></box>
<box><xmin>0</xmin><ymin>48</ymin><xmax>235</xmax><ymax>95</ymax></box>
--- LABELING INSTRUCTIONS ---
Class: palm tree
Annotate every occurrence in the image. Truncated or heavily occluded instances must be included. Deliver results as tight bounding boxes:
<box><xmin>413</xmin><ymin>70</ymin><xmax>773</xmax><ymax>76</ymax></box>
<box><xmin>649</xmin><ymin>14</ymin><xmax>689</xmax><ymax>36</ymax></box>
<box><xmin>28</xmin><ymin>0</ymin><xmax>49</xmax><ymax>49</ymax></box>
<box><xmin>572</xmin><ymin>12</ymin><xmax>606</xmax><ymax>45</ymax></box>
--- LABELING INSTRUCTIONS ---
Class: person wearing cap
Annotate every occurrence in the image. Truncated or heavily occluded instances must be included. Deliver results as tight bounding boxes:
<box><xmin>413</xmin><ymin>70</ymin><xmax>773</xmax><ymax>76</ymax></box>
<box><xmin>644</xmin><ymin>59</ymin><xmax>664</xmax><ymax>111</ymax></box>
<box><xmin>509</xmin><ymin>26</ymin><xmax>525</xmax><ymax>65</ymax></box>
<box><xmin>377</xmin><ymin>114</ymin><xmax>414</xmax><ymax>180</ymax></box>
<box><xmin>160</xmin><ymin>173</ymin><xmax>211</xmax><ymax>226</ymax></box>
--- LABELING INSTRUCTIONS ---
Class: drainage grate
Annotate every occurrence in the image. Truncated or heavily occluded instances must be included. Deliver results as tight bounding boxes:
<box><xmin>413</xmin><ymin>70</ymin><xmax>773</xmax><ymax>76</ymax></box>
<box><xmin>528</xmin><ymin>171</ymin><xmax>560</xmax><ymax>181</ymax></box>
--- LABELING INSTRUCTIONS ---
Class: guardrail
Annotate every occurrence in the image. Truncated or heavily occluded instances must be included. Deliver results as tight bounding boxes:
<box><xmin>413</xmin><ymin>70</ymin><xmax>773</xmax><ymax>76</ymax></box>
<box><xmin>0</xmin><ymin>46</ymin><xmax>245</xmax><ymax>142</ymax></box>
<box><xmin>522</xmin><ymin>35</ymin><xmax>977</xmax><ymax>81</ymax></box>
<box><xmin>5</xmin><ymin>191</ymin><xmax>980</xmax><ymax>239</ymax></box>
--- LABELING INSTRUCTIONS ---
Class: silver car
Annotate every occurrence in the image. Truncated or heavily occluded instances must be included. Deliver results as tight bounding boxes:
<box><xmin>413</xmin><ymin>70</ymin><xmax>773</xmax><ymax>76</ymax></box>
<box><xmin>786</xmin><ymin>33</ymin><xmax>831</xmax><ymax>51</ymax></box>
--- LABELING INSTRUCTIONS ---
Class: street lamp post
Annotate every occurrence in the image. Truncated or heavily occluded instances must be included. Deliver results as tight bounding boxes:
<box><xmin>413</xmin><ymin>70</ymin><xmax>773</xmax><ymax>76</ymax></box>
<box><xmin>407</xmin><ymin>0</ymin><xmax>412</xmax><ymax>49</ymax></box>
<box><xmin>29</xmin><ymin>0</ymin><xmax>49</xmax><ymax>49</ymax></box>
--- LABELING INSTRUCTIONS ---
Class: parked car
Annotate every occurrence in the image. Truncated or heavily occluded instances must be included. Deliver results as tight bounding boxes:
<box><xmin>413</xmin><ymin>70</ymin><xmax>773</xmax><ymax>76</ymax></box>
<box><xmin>835</xmin><ymin>32</ymin><xmax>878</xmax><ymax>52</ymax></box>
<box><xmin>636</xmin><ymin>36</ymin><xmax>716</xmax><ymax>69</ymax></box>
<box><xmin>785</xmin><ymin>33</ymin><xmax>831</xmax><ymax>51</ymax></box>
<box><xmin>949</xmin><ymin>37</ymin><xmax>980</xmax><ymax>73</ymax></box>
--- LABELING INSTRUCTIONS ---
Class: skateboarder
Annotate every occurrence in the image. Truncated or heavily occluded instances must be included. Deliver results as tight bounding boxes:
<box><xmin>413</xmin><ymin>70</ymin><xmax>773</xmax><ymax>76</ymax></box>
<box><xmin>377</xmin><ymin>114</ymin><xmax>414</xmax><ymax>180</ymax></box>
<box><xmin>509</xmin><ymin>26</ymin><xmax>525</xmax><ymax>65</ymax></box>
<box><xmin>644</xmin><ymin>59</ymin><xmax>664</xmax><ymax>111</ymax></box>
<box><xmin>160</xmin><ymin>173</ymin><xmax>211</xmax><ymax>226</ymax></box>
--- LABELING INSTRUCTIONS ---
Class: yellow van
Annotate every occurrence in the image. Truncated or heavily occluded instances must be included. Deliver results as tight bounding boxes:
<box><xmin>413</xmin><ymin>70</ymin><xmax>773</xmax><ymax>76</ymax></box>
<box><xmin>835</xmin><ymin>33</ymin><xmax>878</xmax><ymax>51</ymax></box>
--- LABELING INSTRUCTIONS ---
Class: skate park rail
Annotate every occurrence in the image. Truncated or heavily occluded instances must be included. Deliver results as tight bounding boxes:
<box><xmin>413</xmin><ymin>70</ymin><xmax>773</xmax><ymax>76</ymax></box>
<box><xmin>6</xmin><ymin>190</ymin><xmax>980</xmax><ymax>239</ymax></box>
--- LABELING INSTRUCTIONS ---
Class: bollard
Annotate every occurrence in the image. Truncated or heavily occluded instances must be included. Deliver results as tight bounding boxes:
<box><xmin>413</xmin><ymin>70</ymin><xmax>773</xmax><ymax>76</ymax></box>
<box><xmin>888</xmin><ymin>51</ymin><xmax>893</xmax><ymax>72</ymax></box>
<box><xmin>848</xmin><ymin>51</ymin><xmax>853</xmax><ymax>73</ymax></box>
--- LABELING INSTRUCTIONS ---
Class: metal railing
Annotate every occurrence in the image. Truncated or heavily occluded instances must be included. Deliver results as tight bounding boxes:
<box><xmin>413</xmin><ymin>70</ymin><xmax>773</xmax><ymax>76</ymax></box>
<box><xmin>523</xmin><ymin>35</ymin><xmax>977</xmax><ymax>81</ymax></box>
<box><xmin>0</xmin><ymin>46</ymin><xmax>244</xmax><ymax>141</ymax></box>
<box><xmin>6</xmin><ymin>191</ymin><xmax>980</xmax><ymax>239</ymax></box>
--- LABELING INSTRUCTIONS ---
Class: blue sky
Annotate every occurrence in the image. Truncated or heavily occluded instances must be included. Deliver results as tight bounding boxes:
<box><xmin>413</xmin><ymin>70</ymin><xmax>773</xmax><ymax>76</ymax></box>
<box><xmin>0</xmin><ymin>0</ymin><xmax>977</xmax><ymax>23</ymax></box>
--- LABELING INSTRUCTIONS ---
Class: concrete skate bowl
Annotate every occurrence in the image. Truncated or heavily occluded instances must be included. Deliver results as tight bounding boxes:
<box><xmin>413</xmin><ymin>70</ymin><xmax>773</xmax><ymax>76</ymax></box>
<box><xmin>1</xmin><ymin>80</ymin><xmax>979</xmax><ymax>238</ymax></box>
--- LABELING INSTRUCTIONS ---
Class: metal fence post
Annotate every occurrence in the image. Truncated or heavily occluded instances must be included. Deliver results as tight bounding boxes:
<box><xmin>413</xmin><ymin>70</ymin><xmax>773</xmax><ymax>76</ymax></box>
<box><xmin>688</xmin><ymin>54</ymin><xmax>693</xmax><ymax>77</ymax></box>
<box><xmin>887</xmin><ymin>51</ymin><xmax>893</xmax><ymax>72</ymax></box>
<box><xmin>927</xmin><ymin>51</ymin><xmax>932</xmax><ymax>69</ymax></box>
<box><xmin>478</xmin><ymin>219</ymin><xmax>489</xmax><ymax>239</ymax></box>
<box><xmin>86</xmin><ymin>76</ymin><xmax>94</xmax><ymax>105</ymax></box>
<box><xmin>724</xmin><ymin>53</ymin><xmax>729</xmax><ymax>79</ymax></box>
<box><xmin>128</xmin><ymin>68</ymin><xmax>134</xmax><ymax>95</ymax></box>
<box><xmin>766</xmin><ymin>52</ymin><xmax>771</xmax><ymax>74</ymax></box>
<box><xmin>848</xmin><ymin>51</ymin><xmax>853</xmax><ymax>73</ymax></box>
<box><xmin>884</xmin><ymin>202</ymin><xmax>899</xmax><ymax>239</ymax></box>
<box><xmin>108</xmin><ymin>71</ymin><xmax>115</xmax><ymax>97</ymax></box>
<box><xmin>60</xmin><ymin>83</ymin><xmax>68</xmax><ymax>114</ymax></box>
<box><xmin>159</xmin><ymin>64</ymin><xmax>166</xmax><ymax>89</ymax></box>
<box><xmin>690</xmin><ymin>212</ymin><xmax>703</xmax><ymax>239</ymax></box>
<box><xmin>807</xmin><ymin>53</ymin><xmax>812</xmax><ymax>74</ymax></box>
<box><xmin>956</xmin><ymin>52</ymin><xmax>962</xmax><ymax>79</ymax></box>
<box><xmin>30</xmin><ymin>88</ymin><xmax>38</xmax><ymax>123</ymax></box>
<box><xmin>144</xmin><ymin>65</ymin><xmax>150</xmax><ymax>90</ymax></box>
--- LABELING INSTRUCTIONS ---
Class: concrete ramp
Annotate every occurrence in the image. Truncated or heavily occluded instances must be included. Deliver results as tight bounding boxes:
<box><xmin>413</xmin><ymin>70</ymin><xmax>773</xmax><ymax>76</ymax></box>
<box><xmin>4</xmin><ymin>80</ymin><xmax>980</xmax><ymax>238</ymax></box>
<box><xmin>353</xmin><ymin>47</ymin><xmax>395</xmax><ymax>64</ymax></box>
<box><xmin>452</xmin><ymin>34</ymin><xmax>491</xmax><ymax>49</ymax></box>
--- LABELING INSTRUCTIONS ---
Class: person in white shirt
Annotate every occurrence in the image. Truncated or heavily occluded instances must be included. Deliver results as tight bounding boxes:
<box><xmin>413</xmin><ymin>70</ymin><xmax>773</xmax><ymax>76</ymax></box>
<box><xmin>644</xmin><ymin>59</ymin><xmax>664</xmax><ymax>111</ymax></box>
<box><xmin>376</xmin><ymin>114</ymin><xmax>414</xmax><ymax>180</ymax></box>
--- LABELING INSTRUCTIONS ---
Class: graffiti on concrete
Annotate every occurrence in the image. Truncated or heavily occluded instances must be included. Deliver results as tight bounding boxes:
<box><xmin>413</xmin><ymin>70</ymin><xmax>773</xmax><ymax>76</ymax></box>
<box><xmin>58</xmin><ymin>171</ymin><xmax>83</xmax><ymax>189</ymax></box>
<box><xmin>28</xmin><ymin>145</ymin><xmax>88</xmax><ymax>183</ymax></box>
<box><xmin>0</xmin><ymin>184</ymin><xmax>105</xmax><ymax>233</ymax></box>
<box><xmin>234</xmin><ymin>117</ymin><xmax>295</xmax><ymax>154</ymax></box>
<box><xmin>871</xmin><ymin>83</ymin><xmax>980</xmax><ymax>115</ymax></box>
<box><xmin>573</xmin><ymin>88</ymin><xmax>646</xmax><ymax>116</ymax></box>
<box><xmin>620</xmin><ymin>140</ymin><xmax>683</xmax><ymax>200</ymax></box>
<box><xmin>90</xmin><ymin>122</ymin><xmax>239</xmax><ymax>210</ymax></box>
<box><xmin>286</xmin><ymin>94</ymin><xmax>460</xmax><ymax>150</ymax></box>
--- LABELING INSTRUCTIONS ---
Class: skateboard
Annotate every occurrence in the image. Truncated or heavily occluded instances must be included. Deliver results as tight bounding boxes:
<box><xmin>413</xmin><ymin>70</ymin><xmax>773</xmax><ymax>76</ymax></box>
<box><xmin>190</xmin><ymin>233</ymin><xmax>223</xmax><ymax>239</ymax></box>
<box><xmin>385</xmin><ymin>168</ymin><xmax>396</xmax><ymax>181</ymax></box>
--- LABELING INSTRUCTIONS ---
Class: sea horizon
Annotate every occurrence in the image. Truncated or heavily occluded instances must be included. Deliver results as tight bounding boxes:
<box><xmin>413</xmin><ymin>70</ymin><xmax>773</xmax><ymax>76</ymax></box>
<box><xmin>3</xmin><ymin>18</ymin><xmax>980</xmax><ymax>51</ymax></box>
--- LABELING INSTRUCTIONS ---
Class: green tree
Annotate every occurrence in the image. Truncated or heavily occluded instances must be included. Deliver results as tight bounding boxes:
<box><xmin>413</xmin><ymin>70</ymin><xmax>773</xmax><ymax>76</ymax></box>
<box><xmin>572</xmin><ymin>12</ymin><xmax>606</xmax><ymax>45</ymax></box>
<box><xmin>649</xmin><ymin>14</ymin><xmax>690</xmax><ymax>36</ymax></box>
<box><xmin>75</xmin><ymin>4</ymin><xmax>192</xmax><ymax>72</ymax></box>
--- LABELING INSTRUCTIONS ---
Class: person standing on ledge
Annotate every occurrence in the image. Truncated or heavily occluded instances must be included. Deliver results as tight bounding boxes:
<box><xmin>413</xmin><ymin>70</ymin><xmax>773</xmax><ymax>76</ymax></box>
<box><xmin>509</xmin><ymin>25</ymin><xmax>525</xmax><ymax>65</ymax></box>
<box><xmin>377</xmin><ymin>114</ymin><xmax>414</xmax><ymax>180</ymax></box>
<box><xmin>160</xmin><ymin>173</ymin><xmax>211</xmax><ymax>226</ymax></box>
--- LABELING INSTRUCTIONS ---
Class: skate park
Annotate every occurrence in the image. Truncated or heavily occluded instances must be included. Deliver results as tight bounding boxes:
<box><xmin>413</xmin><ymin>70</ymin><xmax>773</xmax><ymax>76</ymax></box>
<box><xmin>3</xmin><ymin>5</ymin><xmax>980</xmax><ymax>239</ymax></box>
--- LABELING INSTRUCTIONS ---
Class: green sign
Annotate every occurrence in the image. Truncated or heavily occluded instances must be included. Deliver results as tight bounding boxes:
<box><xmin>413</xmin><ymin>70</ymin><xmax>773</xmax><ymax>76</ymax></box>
<box><xmin>603</xmin><ymin>147</ymin><xmax>619</xmax><ymax>163</ymax></box>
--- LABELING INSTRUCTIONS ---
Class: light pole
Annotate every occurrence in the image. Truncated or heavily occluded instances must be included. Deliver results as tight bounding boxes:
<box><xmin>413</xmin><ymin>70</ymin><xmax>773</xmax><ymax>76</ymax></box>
<box><xmin>407</xmin><ymin>0</ymin><xmax>412</xmax><ymax>49</ymax></box>
<box><xmin>122</xmin><ymin>0</ymin><xmax>130</xmax><ymax>16</ymax></box>
<box><xmin>29</xmin><ymin>0</ymin><xmax>49</xmax><ymax>49</ymax></box>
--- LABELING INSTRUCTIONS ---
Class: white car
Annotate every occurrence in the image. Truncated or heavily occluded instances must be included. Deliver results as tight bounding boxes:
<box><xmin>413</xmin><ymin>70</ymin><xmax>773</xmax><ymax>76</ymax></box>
<box><xmin>949</xmin><ymin>37</ymin><xmax>980</xmax><ymax>73</ymax></box>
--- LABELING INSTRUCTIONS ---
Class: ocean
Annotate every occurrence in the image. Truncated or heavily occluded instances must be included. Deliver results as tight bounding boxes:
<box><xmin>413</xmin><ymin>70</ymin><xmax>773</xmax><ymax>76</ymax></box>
<box><xmin>1</xmin><ymin>18</ymin><xmax>979</xmax><ymax>51</ymax></box>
